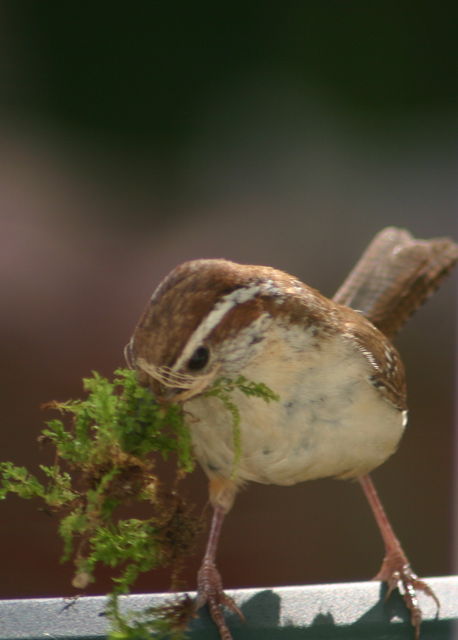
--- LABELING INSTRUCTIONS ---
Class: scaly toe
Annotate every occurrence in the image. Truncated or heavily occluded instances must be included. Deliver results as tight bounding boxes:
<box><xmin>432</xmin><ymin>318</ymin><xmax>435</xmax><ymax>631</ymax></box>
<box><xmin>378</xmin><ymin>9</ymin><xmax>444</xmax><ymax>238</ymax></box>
<box><xmin>195</xmin><ymin>560</ymin><xmax>244</xmax><ymax>640</ymax></box>
<box><xmin>376</xmin><ymin>556</ymin><xmax>439</xmax><ymax>639</ymax></box>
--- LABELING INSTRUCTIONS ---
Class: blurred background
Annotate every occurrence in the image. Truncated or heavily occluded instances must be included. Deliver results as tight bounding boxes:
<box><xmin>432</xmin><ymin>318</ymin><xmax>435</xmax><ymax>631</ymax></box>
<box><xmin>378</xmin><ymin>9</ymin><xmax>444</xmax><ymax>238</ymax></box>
<box><xmin>0</xmin><ymin>3</ymin><xmax>456</xmax><ymax>601</ymax></box>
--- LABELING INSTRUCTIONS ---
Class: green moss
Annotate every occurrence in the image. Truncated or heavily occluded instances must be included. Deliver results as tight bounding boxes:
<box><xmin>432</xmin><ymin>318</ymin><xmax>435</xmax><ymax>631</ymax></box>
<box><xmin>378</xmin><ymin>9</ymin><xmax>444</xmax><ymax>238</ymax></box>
<box><xmin>0</xmin><ymin>368</ymin><xmax>278</xmax><ymax>638</ymax></box>
<box><xmin>204</xmin><ymin>375</ymin><xmax>279</xmax><ymax>478</ymax></box>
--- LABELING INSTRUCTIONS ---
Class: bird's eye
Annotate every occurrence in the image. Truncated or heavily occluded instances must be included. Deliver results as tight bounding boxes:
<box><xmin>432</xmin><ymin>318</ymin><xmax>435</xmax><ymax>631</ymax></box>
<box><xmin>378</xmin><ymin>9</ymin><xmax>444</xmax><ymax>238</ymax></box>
<box><xmin>187</xmin><ymin>346</ymin><xmax>210</xmax><ymax>371</ymax></box>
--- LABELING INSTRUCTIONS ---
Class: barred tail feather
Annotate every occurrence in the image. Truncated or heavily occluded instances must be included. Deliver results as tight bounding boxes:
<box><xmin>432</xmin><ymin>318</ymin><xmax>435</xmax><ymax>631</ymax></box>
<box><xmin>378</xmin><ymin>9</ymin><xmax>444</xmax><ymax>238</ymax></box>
<box><xmin>333</xmin><ymin>227</ymin><xmax>458</xmax><ymax>339</ymax></box>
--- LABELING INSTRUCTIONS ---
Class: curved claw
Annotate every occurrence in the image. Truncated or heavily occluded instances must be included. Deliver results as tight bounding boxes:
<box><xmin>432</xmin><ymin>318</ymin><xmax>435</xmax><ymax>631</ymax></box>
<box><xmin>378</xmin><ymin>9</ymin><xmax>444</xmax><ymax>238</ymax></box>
<box><xmin>195</xmin><ymin>560</ymin><xmax>244</xmax><ymax>640</ymax></box>
<box><xmin>376</xmin><ymin>557</ymin><xmax>440</xmax><ymax>639</ymax></box>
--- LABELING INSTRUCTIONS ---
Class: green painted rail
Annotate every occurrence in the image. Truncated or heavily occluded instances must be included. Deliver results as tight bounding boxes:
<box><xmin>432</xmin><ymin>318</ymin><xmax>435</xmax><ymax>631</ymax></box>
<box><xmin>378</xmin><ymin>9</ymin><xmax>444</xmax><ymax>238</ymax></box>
<box><xmin>0</xmin><ymin>576</ymin><xmax>456</xmax><ymax>639</ymax></box>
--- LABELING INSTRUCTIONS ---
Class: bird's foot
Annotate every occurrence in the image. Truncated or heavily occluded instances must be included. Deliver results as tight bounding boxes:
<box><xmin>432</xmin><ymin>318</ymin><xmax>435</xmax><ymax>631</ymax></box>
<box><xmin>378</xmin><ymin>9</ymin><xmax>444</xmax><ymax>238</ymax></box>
<box><xmin>195</xmin><ymin>559</ymin><xmax>244</xmax><ymax>640</ymax></box>
<box><xmin>375</xmin><ymin>551</ymin><xmax>440</xmax><ymax>639</ymax></box>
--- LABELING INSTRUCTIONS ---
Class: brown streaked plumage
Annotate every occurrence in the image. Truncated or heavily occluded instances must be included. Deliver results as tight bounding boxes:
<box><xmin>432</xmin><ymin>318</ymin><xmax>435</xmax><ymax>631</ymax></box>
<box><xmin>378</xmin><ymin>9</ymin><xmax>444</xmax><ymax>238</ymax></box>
<box><xmin>126</xmin><ymin>227</ymin><xmax>458</xmax><ymax>640</ymax></box>
<box><xmin>129</xmin><ymin>259</ymin><xmax>407</xmax><ymax>413</ymax></box>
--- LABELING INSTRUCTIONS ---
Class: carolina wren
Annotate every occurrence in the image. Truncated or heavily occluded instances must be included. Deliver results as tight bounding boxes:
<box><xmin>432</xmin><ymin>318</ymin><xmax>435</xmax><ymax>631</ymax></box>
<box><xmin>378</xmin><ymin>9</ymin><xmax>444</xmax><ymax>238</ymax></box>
<box><xmin>126</xmin><ymin>227</ymin><xmax>458</xmax><ymax>640</ymax></box>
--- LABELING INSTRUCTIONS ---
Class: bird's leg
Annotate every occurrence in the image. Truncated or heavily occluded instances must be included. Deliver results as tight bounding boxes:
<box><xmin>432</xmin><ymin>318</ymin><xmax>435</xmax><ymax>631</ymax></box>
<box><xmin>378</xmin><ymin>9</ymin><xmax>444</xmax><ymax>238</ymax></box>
<box><xmin>195</xmin><ymin>503</ymin><xmax>244</xmax><ymax>640</ymax></box>
<box><xmin>358</xmin><ymin>474</ymin><xmax>440</xmax><ymax>639</ymax></box>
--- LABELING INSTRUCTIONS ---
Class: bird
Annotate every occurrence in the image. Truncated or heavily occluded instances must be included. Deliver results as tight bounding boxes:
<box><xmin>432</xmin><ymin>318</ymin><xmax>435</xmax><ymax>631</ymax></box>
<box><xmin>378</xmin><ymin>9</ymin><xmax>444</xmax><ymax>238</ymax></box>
<box><xmin>125</xmin><ymin>227</ymin><xmax>458</xmax><ymax>639</ymax></box>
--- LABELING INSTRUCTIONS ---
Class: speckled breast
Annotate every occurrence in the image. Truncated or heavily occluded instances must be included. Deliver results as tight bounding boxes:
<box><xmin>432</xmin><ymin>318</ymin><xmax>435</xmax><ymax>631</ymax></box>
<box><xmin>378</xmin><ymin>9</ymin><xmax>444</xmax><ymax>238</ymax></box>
<box><xmin>184</xmin><ymin>329</ymin><xmax>406</xmax><ymax>486</ymax></box>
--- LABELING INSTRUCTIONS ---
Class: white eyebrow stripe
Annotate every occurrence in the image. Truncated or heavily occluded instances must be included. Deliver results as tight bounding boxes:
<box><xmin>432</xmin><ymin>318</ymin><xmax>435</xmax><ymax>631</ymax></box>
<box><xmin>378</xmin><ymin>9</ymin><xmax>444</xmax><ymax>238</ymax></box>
<box><xmin>172</xmin><ymin>283</ymin><xmax>265</xmax><ymax>372</ymax></box>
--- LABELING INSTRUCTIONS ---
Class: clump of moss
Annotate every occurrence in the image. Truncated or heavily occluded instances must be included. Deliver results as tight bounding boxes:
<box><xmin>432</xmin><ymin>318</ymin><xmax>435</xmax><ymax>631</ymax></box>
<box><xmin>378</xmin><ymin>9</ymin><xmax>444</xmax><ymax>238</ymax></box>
<box><xmin>0</xmin><ymin>369</ymin><xmax>198</xmax><ymax>637</ymax></box>
<box><xmin>0</xmin><ymin>369</ymin><xmax>278</xmax><ymax>638</ymax></box>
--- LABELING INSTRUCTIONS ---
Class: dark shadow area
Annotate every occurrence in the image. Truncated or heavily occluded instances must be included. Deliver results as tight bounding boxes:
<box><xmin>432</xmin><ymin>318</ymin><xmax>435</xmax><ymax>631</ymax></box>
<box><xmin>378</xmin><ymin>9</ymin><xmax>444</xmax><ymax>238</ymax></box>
<box><xmin>189</xmin><ymin>589</ymin><xmax>281</xmax><ymax>637</ymax></box>
<box><xmin>187</xmin><ymin>584</ymin><xmax>453</xmax><ymax>639</ymax></box>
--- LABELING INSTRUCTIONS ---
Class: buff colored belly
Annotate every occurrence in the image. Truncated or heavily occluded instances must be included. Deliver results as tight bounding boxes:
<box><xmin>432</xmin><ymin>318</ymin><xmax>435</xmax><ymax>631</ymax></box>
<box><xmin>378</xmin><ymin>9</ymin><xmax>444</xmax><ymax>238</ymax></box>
<box><xmin>184</xmin><ymin>334</ymin><xmax>405</xmax><ymax>486</ymax></box>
